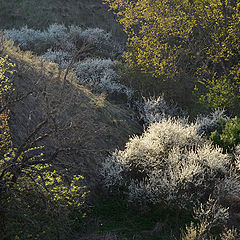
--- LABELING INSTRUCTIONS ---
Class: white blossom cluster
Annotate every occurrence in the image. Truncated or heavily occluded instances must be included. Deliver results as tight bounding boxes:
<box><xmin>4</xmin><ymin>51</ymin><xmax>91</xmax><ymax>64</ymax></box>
<box><xmin>4</xmin><ymin>24</ymin><xmax>133</xmax><ymax>98</ymax></box>
<box><xmin>234</xmin><ymin>144</ymin><xmax>240</xmax><ymax>173</ymax></box>
<box><xmin>195</xmin><ymin>109</ymin><xmax>227</xmax><ymax>135</ymax></box>
<box><xmin>4</xmin><ymin>24</ymin><xmax>123</xmax><ymax>58</ymax></box>
<box><xmin>101</xmin><ymin>117</ymin><xmax>240</xmax><ymax>208</ymax></box>
<box><xmin>194</xmin><ymin>198</ymin><xmax>229</xmax><ymax>228</ymax></box>
<box><xmin>135</xmin><ymin>95</ymin><xmax>227</xmax><ymax>138</ymax></box>
<box><xmin>3</xmin><ymin>26</ymin><xmax>49</xmax><ymax>51</ymax></box>
<box><xmin>75</xmin><ymin>58</ymin><xmax>133</xmax><ymax>98</ymax></box>
<box><xmin>235</xmin><ymin>144</ymin><xmax>240</xmax><ymax>156</ymax></box>
<box><xmin>182</xmin><ymin>198</ymin><xmax>238</xmax><ymax>240</ymax></box>
<box><xmin>135</xmin><ymin>95</ymin><xmax>184</xmax><ymax>125</ymax></box>
<box><xmin>41</xmin><ymin>49</ymin><xmax>72</xmax><ymax>69</ymax></box>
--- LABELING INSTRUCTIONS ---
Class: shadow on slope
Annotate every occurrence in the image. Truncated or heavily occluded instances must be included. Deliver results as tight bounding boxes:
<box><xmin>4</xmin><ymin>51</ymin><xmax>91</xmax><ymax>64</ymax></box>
<box><xmin>1</xmin><ymin>39</ymin><xmax>141</xmax><ymax>189</ymax></box>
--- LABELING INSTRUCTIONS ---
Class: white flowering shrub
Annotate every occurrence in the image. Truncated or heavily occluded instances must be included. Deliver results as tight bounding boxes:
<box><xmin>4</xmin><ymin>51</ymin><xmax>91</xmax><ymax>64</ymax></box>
<box><xmin>3</xmin><ymin>26</ymin><xmax>50</xmax><ymax>52</ymax></box>
<box><xmin>235</xmin><ymin>144</ymin><xmax>240</xmax><ymax>156</ymax></box>
<box><xmin>219</xmin><ymin>228</ymin><xmax>239</xmax><ymax>240</ymax></box>
<box><xmin>193</xmin><ymin>198</ymin><xmax>229</xmax><ymax>229</ymax></box>
<box><xmin>4</xmin><ymin>24</ymin><xmax>130</xmax><ymax>97</ymax></box>
<box><xmin>4</xmin><ymin>24</ymin><xmax>123</xmax><ymax>58</ymax></box>
<box><xmin>181</xmin><ymin>198</ymin><xmax>238</xmax><ymax>240</ymax></box>
<box><xmin>73</xmin><ymin>27</ymin><xmax>124</xmax><ymax>58</ymax></box>
<box><xmin>41</xmin><ymin>49</ymin><xmax>72</xmax><ymax>69</ymax></box>
<box><xmin>135</xmin><ymin>95</ymin><xmax>226</xmax><ymax>135</ymax></box>
<box><xmin>135</xmin><ymin>95</ymin><xmax>185</xmax><ymax>125</ymax></box>
<box><xmin>101</xmin><ymin>118</ymin><xmax>240</xmax><ymax>208</ymax></box>
<box><xmin>214</xmin><ymin>174</ymin><xmax>240</xmax><ymax>198</ymax></box>
<box><xmin>79</xmin><ymin>27</ymin><xmax>111</xmax><ymax>45</ymax></box>
<box><xmin>75</xmin><ymin>58</ymin><xmax>133</xmax><ymax>98</ymax></box>
<box><xmin>195</xmin><ymin>109</ymin><xmax>227</xmax><ymax>136</ymax></box>
<box><xmin>69</xmin><ymin>26</ymin><xmax>124</xmax><ymax>58</ymax></box>
<box><xmin>3</xmin><ymin>24</ymin><xmax>132</xmax><ymax>97</ymax></box>
<box><xmin>235</xmin><ymin>145</ymin><xmax>240</xmax><ymax>173</ymax></box>
<box><xmin>46</xmin><ymin>24</ymin><xmax>69</xmax><ymax>44</ymax></box>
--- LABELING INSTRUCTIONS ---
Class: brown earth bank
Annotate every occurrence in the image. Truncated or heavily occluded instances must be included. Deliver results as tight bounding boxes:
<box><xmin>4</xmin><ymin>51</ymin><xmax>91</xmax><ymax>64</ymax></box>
<box><xmin>0</xmin><ymin>0</ymin><xmax>140</xmax><ymax>188</ymax></box>
<box><xmin>2</xmin><ymin>42</ymin><xmax>141</xmax><ymax>190</ymax></box>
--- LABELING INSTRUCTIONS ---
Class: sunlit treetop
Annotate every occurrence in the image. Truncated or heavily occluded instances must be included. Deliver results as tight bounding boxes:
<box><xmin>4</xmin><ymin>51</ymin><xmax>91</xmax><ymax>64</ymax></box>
<box><xmin>104</xmin><ymin>0</ymin><xmax>240</xmax><ymax>76</ymax></box>
<box><xmin>104</xmin><ymin>0</ymin><xmax>240</xmax><ymax>110</ymax></box>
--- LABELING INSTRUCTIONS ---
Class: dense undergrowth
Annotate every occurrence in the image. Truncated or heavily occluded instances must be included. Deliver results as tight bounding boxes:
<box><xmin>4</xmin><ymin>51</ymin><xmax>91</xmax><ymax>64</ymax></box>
<box><xmin>0</xmin><ymin>55</ymin><xmax>89</xmax><ymax>240</ymax></box>
<box><xmin>0</xmin><ymin>0</ymin><xmax>240</xmax><ymax>239</ymax></box>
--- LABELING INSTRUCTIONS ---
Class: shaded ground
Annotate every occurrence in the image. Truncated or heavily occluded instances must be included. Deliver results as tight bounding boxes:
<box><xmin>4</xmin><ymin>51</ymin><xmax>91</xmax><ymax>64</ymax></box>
<box><xmin>2</xmin><ymin>42</ymin><xmax>141</xmax><ymax>190</ymax></box>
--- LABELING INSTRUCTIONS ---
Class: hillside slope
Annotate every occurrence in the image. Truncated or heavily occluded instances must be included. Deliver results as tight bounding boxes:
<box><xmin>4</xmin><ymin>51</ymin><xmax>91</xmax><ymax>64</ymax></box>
<box><xmin>2</xmin><ymin>41</ymin><xmax>141</xmax><ymax>188</ymax></box>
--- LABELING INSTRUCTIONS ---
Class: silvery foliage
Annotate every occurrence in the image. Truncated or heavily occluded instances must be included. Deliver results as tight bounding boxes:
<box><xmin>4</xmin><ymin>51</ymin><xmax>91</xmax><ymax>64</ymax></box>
<box><xmin>3</xmin><ymin>26</ymin><xmax>49</xmax><ymax>51</ymax></box>
<box><xmin>70</xmin><ymin>26</ymin><xmax>123</xmax><ymax>58</ymax></box>
<box><xmin>195</xmin><ymin>109</ymin><xmax>227</xmax><ymax>135</ymax></box>
<box><xmin>234</xmin><ymin>144</ymin><xmax>240</xmax><ymax>172</ymax></box>
<box><xmin>101</xmin><ymin>117</ymin><xmax>239</xmax><ymax>207</ymax></box>
<box><xmin>46</xmin><ymin>24</ymin><xmax>76</xmax><ymax>51</ymax></box>
<box><xmin>4</xmin><ymin>24</ymin><xmax>123</xmax><ymax>58</ymax></box>
<box><xmin>135</xmin><ymin>95</ymin><xmax>185</xmax><ymax>125</ymax></box>
<box><xmin>220</xmin><ymin>228</ymin><xmax>239</xmax><ymax>240</ymax></box>
<box><xmin>4</xmin><ymin>24</ymin><xmax>132</xmax><ymax>98</ymax></box>
<box><xmin>75</xmin><ymin>58</ymin><xmax>133</xmax><ymax>98</ymax></box>
<box><xmin>135</xmin><ymin>95</ymin><xmax>226</xmax><ymax>137</ymax></box>
<box><xmin>41</xmin><ymin>49</ymin><xmax>72</xmax><ymax>69</ymax></box>
<box><xmin>235</xmin><ymin>144</ymin><xmax>240</xmax><ymax>156</ymax></box>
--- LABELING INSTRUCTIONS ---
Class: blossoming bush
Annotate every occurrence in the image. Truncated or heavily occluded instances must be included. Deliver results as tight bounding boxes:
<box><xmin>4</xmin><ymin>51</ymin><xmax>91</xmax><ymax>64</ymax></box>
<box><xmin>195</xmin><ymin>109</ymin><xmax>227</xmax><ymax>136</ymax></box>
<box><xmin>101</xmin><ymin>117</ymin><xmax>239</xmax><ymax>208</ymax></box>
<box><xmin>4</xmin><ymin>24</ymin><xmax>131</xmax><ymax>99</ymax></box>
<box><xmin>135</xmin><ymin>95</ymin><xmax>185</xmax><ymax>125</ymax></box>
<box><xmin>181</xmin><ymin>198</ymin><xmax>238</xmax><ymax>240</ymax></box>
<box><xmin>134</xmin><ymin>95</ymin><xmax>226</xmax><ymax>134</ymax></box>
<box><xmin>41</xmin><ymin>49</ymin><xmax>73</xmax><ymax>69</ymax></box>
<box><xmin>75</xmin><ymin>58</ymin><xmax>133</xmax><ymax>98</ymax></box>
<box><xmin>4</xmin><ymin>24</ymin><xmax>123</xmax><ymax>58</ymax></box>
<box><xmin>3</xmin><ymin>26</ymin><xmax>49</xmax><ymax>52</ymax></box>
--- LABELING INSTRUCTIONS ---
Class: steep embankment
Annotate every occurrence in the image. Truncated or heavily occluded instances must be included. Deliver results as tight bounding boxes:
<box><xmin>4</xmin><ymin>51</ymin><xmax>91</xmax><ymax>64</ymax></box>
<box><xmin>0</xmin><ymin>0</ymin><xmax>142</xmax><ymax>187</ymax></box>
<box><xmin>2</xmin><ymin>42</ymin><xmax>141</xmax><ymax>188</ymax></box>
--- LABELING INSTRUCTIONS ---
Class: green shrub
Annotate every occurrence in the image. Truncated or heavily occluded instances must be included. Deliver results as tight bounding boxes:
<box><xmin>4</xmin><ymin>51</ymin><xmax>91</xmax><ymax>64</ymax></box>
<box><xmin>0</xmin><ymin>55</ymin><xmax>88</xmax><ymax>240</ymax></box>
<box><xmin>210</xmin><ymin>116</ymin><xmax>240</xmax><ymax>152</ymax></box>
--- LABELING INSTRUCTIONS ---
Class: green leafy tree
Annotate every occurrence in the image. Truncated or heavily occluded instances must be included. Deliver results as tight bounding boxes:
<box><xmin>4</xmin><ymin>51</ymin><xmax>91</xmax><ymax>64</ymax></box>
<box><xmin>104</xmin><ymin>0</ymin><xmax>240</xmax><ymax>112</ymax></box>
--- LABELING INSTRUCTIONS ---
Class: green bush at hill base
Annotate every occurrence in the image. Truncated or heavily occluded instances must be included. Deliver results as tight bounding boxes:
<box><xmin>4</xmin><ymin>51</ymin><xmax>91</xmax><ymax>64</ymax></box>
<box><xmin>0</xmin><ymin>55</ymin><xmax>87</xmax><ymax>240</ymax></box>
<box><xmin>104</xmin><ymin>0</ymin><xmax>240</xmax><ymax>115</ymax></box>
<box><xmin>210</xmin><ymin>116</ymin><xmax>240</xmax><ymax>152</ymax></box>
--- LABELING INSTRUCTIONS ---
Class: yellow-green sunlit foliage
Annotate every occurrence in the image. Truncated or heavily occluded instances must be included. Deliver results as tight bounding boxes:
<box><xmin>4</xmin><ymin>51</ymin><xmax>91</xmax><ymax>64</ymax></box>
<box><xmin>0</xmin><ymin>55</ymin><xmax>15</xmax><ymax>96</ymax></box>
<box><xmin>0</xmin><ymin>56</ymin><xmax>87</xmax><ymax>239</ymax></box>
<box><xmin>0</xmin><ymin>55</ymin><xmax>15</xmax><ymax>152</ymax></box>
<box><xmin>103</xmin><ymin>0</ymin><xmax>240</xmax><ymax>111</ymax></box>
